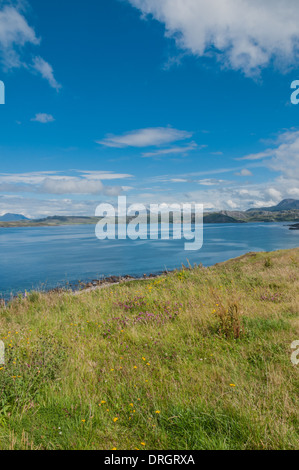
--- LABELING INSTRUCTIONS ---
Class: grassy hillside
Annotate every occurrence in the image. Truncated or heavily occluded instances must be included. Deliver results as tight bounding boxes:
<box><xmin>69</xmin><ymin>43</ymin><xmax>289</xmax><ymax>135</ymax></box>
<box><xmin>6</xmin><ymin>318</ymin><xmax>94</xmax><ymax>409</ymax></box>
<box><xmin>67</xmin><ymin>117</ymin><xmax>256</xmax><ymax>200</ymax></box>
<box><xmin>0</xmin><ymin>248</ymin><xmax>298</xmax><ymax>450</ymax></box>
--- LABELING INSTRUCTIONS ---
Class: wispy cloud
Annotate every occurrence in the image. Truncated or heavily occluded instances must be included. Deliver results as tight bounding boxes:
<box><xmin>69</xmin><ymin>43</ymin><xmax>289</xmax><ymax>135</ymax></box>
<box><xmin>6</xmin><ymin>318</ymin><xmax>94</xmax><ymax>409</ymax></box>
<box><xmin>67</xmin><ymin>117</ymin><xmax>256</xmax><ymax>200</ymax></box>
<box><xmin>238</xmin><ymin>150</ymin><xmax>273</xmax><ymax>161</ymax></box>
<box><xmin>79</xmin><ymin>171</ymin><xmax>133</xmax><ymax>180</ymax></box>
<box><xmin>98</xmin><ymin>127</ymin><xmax>193</xmax><ymax>148</ymax></box>
<box><xmin>32</xmin><ymin>56</ymin><xmax>61</xmax><ymax>91</ymax></box>
<box><xmin>149</xmin><ymin>166</ymin><xmax>248</xmax><ymax>183</ymax></box>
<box><xmin>39</xmin><ymin>178</ymin><xmax>109</xmax><ymax>195</ymax></box>
<box><xmin>235</xmin><ymin>169</ymin><xmax>253</xmax><ymax>176</ymax></box>
<box><xmin>239</xmin><ymin>129</ymin><xmax>299</xmax><ymax>180</ymax></box>
<box><xmin>169</xmin><ymin>178</ymin><xmax>188</xmax><ymax>183</ymax></box>
<box><xmin>197</xmin><ymin>179</ymin><xmax>230</xmax><ymax>186</ymax></box>
<box><xmin>0</xmin><ymin>4</ymin><xmax>61</xmax><ymax>89</ymax></box>
<box><xmin>128</xmin><ymin>0</ymin><xmax>299</xmax><ymax>76</ymax></box>
<box><xmin>142</xmin><ymin>142</ymin><xmax>201</xmax><ymax>158</ymax></box>
<box><xmin>0</xmin><ymin>4</ymin><xmax>39</xmax><ymax>69</ymax></box>
<box><xmin>0</xmin><ymin>170</ymin><xmax>133</xmax><ymax>196</ymax></box>
<box><xmin>0</xmin><ymin>194</ymin><xmax>104</xmax><ymax>219</ymax></box>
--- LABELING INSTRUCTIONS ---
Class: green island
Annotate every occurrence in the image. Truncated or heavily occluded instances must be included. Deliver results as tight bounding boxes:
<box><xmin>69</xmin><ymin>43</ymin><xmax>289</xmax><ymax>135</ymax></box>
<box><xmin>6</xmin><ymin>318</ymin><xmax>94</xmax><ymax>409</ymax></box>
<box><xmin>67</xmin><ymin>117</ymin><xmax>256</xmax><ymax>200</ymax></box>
<box><xmin>0</xmin><ymin>248</ymin><xmax>298</xmax><ymax>450</ymax></box>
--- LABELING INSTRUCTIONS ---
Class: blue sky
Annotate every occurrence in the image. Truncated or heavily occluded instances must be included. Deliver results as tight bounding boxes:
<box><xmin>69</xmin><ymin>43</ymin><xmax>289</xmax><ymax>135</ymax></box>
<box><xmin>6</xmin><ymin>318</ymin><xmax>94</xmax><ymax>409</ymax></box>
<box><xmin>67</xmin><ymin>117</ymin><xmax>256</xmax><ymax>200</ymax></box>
<box><xmin>0</xmin><ymin>0</ymin><xmax>299</xmax><ymax>217</ymax></box>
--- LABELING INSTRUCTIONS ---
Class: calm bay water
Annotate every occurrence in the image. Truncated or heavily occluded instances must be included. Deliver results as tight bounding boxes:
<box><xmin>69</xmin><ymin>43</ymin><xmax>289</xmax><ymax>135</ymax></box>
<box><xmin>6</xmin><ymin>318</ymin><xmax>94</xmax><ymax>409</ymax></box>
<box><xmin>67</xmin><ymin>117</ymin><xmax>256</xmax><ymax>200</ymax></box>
<box><xmin>0</xmin><ymin>222</ymin><xmax>298</xmax><ymax>299</ymax></box>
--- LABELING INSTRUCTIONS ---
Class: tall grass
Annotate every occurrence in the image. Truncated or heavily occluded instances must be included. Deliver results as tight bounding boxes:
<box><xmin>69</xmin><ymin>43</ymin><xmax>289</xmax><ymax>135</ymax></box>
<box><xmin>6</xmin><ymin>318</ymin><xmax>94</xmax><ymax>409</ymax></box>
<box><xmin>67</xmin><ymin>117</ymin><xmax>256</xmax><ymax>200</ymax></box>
<box><xmin>0</xmin><ymin>248</ymin><xmax>298</xmax><ymax>450</ymax></box>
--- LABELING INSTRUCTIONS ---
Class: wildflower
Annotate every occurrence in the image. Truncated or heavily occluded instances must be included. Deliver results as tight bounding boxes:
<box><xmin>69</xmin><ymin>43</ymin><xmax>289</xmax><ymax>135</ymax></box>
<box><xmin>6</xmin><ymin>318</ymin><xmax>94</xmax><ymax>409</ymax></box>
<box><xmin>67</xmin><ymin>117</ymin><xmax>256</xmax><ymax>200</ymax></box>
<box><xmin>130</xmin><ymin>403</ymin><xmax>134</xmax><ymax>407</ymax></box>
<box><xmin>111</xmin><ymin>447</ymin><xmax>117</xmax><ymax>450</ymax></box>
<box><xmin>81</xmin><ymin>419</ymin><xmax>86</xmax><ymax>423</ymax></box>
<box><xmin>155</xmin><ymin>410</ymin><xmax>161</xmax><ymax>414</ymax></box>
<box><xmin>230</xmin><ymin>384</ymin><xmax>236</xmax><ymax>387</ymax></box>
<box><xmin>113</xmin><ymin>417</ymin><xmax>119</xmax><ymax>422</ymax></box>
<box><xmin>141</xmin><ymin>442</ymin><xmax>146</xmax><ymax>446</ymax></box>
<box><xmin>134</xmin><ymin>366</ymin><xmax>137</xmax><ymax>369</ymax></box>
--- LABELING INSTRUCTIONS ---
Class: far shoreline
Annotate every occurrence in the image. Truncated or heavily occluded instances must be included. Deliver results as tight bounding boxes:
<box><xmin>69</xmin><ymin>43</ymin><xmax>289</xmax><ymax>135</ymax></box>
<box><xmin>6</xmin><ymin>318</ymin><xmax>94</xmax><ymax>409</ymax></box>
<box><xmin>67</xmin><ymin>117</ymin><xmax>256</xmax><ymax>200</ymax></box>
<box><xmin>1</xmin><ymin>246</ymin><xmax>299</xmax><ymax>306</ymax></box>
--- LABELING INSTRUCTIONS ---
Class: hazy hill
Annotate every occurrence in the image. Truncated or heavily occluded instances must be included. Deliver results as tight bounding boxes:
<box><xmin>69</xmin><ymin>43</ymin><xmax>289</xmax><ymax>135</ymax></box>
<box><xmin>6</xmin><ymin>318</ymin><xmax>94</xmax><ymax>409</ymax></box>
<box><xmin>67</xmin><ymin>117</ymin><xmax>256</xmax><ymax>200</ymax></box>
<box><xmin>0</xmin><ymin>213</ymin><xmax>29</xmax><ymax>222</ymax></box>
<box><xmin>247</xmin><ymin>199</ymin><xmax>299</xmax><ymax>212</ymax></box>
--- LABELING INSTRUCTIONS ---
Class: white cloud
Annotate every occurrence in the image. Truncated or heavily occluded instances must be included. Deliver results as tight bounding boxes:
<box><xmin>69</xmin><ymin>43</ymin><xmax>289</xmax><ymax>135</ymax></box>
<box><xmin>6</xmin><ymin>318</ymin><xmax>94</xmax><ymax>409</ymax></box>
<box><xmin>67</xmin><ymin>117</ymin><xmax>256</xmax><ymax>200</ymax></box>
<box><xmin>226</xmin><ymin>199</ymin><xmax>238</xmax><ymax>209</ymax></box>
<box><xmin>0</xmin><ymin>4</ymin><xmax>60</xmax><ymax>89</ymax></box>
<box><xmin>98</xmin><ymin>127</ymin><xmax>192</xmax><ymax>148</ymax></box>
<box><xmin>239</xmin><ymin>150</ymin><xmax>273</xmax><ymax>161</ymax></box>
<box><xmin>240</xmin><ymin>129</ymin><xmax>299</xmax><ymax>180</ymax></box>
<box><xmin>0</xmin><ymin>170</ymin><xmax>133</xmax><ymax>196</ymax></box>
<box><xmin>79</xmin><ymin>171</ymin><xmax>134</xmax><ymax>180</ymax></box>
<box><xmin>40</xmin><ymin>178</ymin><xmax>105</xmax><ymax>195</ymax></box>
<box><xmin>198</xmin><ymin>178</ymin><xmax>229</xmax><ymax>186</ymax></box>
<box><xmin>142</xmin><ymin>142</ymin><xmax>200</xmax><ymax>158</ymax></box>
<box><xmin>0</xmin><ymin>171</ymin><xmax>59</xmax><ymax>185</ymax></box>
<box><xmin>0</xmin><ymin>5</ymin><xmax>39</xmax><ymax>69</ymax></box>
<box><xmin>287</xmin><ymin>187</ymin><xmax>299</xmax><ymax>197</ymax></box>
<box><xmin>31</xmin><ymin>113</ymin><xmax>55</xmax><ymax>124</ymax></box>
<box><xmin>32</xmin><ymin>56</ymin><xmax>61</xmax><ymax>91</ymax></box>
<box><xmin>39</xmin><ymin>178</ymin><xmax>124</xmax><ymax>196</ymax></box>
<box><xmin>0</xmin><ymin>194</ymin><xmax>103</xmax><ymax>219</ymax></box>
<box><xmin>265</xmin><ymin>188</ymin><xmax>282</xmax><ymax>202</ymax></box>
<box><xmin>235</xmin><ymin>169</ymin><xmax>253</xmax><ymax>176</ymax></box>
<box><xmin>140</xmin><ymin>156</ymin><xmax>299</xmax><ymax>211</ymax></box>
<box><xmin>128</xmin><ymin>0</ymin><xmax>299</xmax><ymax>76</ymax></box>
<box><xmin>170</xmin><ymin>178</ymin><xmax>188</xmax><ymax>183</ymax></box>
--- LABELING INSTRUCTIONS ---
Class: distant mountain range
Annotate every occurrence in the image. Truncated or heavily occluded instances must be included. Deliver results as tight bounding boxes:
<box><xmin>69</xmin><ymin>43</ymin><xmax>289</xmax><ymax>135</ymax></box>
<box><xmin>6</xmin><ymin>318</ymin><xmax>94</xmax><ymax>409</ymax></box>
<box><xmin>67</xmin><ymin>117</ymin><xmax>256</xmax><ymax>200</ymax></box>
<box><xmin>0</xmin><ymin>200</ymin><xmax>299</xmax><ymax>227</ymax></box>
<box><xmin>205</xmin><ymin>199</ymin><xmax>299</xmax><ymax>224</ymax></box>
<box><xmin>247</xmin><ymin>199</ymin><xmax>299</xmax><ymax>212</ymax></box>
<box><xmin>0</xmin><ymin>213</ymin><xmax>29</xmax><ymax>222</ymax></box>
